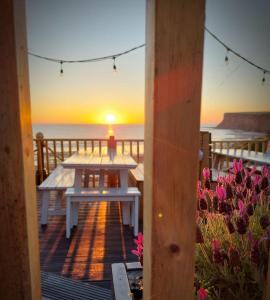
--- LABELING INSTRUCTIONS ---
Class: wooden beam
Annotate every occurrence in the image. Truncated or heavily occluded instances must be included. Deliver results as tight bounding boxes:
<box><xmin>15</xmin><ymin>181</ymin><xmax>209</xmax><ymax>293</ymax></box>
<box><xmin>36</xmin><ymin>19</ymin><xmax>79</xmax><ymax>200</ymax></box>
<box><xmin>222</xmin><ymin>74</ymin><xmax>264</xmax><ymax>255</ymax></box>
<box><xmin>0</xmin><ymin>0</ymin><xmax>41</xmax><ymax>299</ymax></box>
<box><xmin>144</xmin><ymin>0</ymin><xmax>205</xmax><ymax>299</ymax></box>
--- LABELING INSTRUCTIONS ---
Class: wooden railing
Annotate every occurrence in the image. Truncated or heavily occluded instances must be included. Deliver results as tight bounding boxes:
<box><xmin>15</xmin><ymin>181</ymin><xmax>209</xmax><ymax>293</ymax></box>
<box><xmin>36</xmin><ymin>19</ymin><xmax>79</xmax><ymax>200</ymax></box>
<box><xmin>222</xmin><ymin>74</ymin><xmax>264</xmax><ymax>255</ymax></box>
<box><xmin>212</xmin><ymin>139</ymin><xmax>270</xmax><ymax>154</ymax></box>
<box><xmin>33</xmin><ymin>131</ymin><xmax>212</xmax><ymax>183</ymax></box>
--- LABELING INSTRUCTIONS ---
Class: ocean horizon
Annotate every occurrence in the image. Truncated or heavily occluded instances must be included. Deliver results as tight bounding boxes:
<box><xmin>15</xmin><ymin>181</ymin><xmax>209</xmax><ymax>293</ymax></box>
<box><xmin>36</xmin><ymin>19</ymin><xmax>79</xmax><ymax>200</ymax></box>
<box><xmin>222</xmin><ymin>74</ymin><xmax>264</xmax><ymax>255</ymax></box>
<box><xmin>32</xmin><ymin>123</ymin><xmax>267</xmax><ymax>141</ymax></box>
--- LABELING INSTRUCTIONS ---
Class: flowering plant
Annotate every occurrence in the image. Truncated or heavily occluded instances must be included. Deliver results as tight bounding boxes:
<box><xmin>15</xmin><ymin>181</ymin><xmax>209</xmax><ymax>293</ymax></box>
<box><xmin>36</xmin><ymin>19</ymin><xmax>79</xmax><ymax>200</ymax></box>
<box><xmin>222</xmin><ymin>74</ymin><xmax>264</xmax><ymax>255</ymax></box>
<box><xmin>131</xmin><ymin>162</ymin><xmax>270</xmax><ymax>299</ymax></box>
<box><xmin>196</xmin><ymin>163</ymin><xmax>270</xmax><ymax>299</ymax></box>
<box><xmin>132</xmin><ymin>232</ymin><xmax>144</xmax><ymax>265</ymax></box>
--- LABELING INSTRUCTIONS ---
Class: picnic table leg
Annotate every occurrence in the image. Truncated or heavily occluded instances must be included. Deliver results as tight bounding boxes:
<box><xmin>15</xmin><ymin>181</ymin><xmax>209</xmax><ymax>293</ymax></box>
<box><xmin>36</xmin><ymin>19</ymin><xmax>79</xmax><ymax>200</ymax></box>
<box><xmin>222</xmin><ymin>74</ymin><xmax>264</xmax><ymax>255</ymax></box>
<box><xmin>133</xmin><ymin>197</ymin><xmax>139</xmax><ymax>236</ymax></box>
<box><xmin>40</xmin><ymin>191</ymin><xmax>49</xmax><ymax>225</ymax></box>
<box><xmin>73</xmin><ymin>203</ymin><xmax>79</xmax><ymax>226</ymax></box>
<box><xmin>66</xmin><ymin>197</ymin><xmax>71</xmax><ymax>238</ymax></box>
<box><xmin>73</xmin><ymin>169</ymin><xmax>83</xmax><ymax>187</ymax></box>
<box><xmin>131</xmin><ymin>200</ymin><xmax>135</xmax><ymax>227</ymax></box>
<box><xmin>99</xmin><ymin>169</ymin><xmax>105</xmax><ymax>187</ymax></box>
<box><xmin>120</xmin><ymin>169</ymin><xmax>130</xmax><ymax>224</ymax></box>
<box><xmin>55</xmin><ymin>191</ymin><xmax>62</xmax><ymax>211</ymax></box>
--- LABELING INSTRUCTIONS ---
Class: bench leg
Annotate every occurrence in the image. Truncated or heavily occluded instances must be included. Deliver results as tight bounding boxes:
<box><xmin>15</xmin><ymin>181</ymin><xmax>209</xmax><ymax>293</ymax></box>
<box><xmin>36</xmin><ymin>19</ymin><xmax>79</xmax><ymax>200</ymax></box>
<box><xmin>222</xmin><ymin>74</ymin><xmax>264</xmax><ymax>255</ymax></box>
<box><xmin>133</xmin><ymin>197</ymin><xmax>139</xmax><ymax>236</ymax></box>
<box><xmin>131</xmin><ymin>201</ymin><xmax>135</xmax><ymax>227</ymax></box>
<box><xmin>55</xmin><ymin>191</ymin><xmax>62</xmax><ymax>210</ymax></box>
<box><xmin>99</xmin><ymin>170</ymin><xmax>105</xmax><ymax>187</ymax></box>
<box><xmin>66</xmin><ymin>197</ymin><xmax>71</xmax><ymax>238</ymax></box>
<box><xmin>122</xmin><ymin>202</ymin><xmax>130</xmax><ymax>225</ymax></box>
<box><xmin>40</xmin><ymin>191</ymin><xmax>49</xmax><ymax>225</ymax></box>
<box><xmin>73</xmin><ymin>203</ymin><xmax>79</xmax><ymax>226</ymax></box>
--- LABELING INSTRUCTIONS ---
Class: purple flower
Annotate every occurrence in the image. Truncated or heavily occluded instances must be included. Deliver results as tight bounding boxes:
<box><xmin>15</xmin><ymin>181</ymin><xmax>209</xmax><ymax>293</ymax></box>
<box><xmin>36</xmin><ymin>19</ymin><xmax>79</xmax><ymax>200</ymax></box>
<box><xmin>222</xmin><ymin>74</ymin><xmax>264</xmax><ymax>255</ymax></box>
<box><xmin>225</xmin><ymin>184</ymin><xmax>234</xmax><ymax>199</ymax></box>
<box><xmin>202</xmin><ymin>168</ymin><xmax>210</xmax><ymax>181</ymax></box>
<box><xmin>246</xmin><ymin>203</ymin><xmax>254</xmax><ymax>216</ymax></box>
<box><xmin>233</xmin><ymin>159</ymin><xmax>243</xmax><ymax>184</ymax></box>
<box><xmin>132</xmin><ymin>232</ymin><xmax>144</xmax><ymax>263</ymax></box>
<box><xmin>211</xmin><ymin>239</ymin><xmax>225</xmax><ymax>264</ymax></box>
<box><xmin>197</xmin><ymin>287</ymin><xmax>207</xmax><ymax>300</ymax></box>
<box><xmin>202</xmin><ymin>168</ymin><xmax>211</xmax><ymax>190</ymax></box>
<box><xmin>212</xmin><ymin>195</ymin><xmax>219</xmax><ymax>211</ymax></box>
<box><xmin>236</xmin><ymin>216</ymin><xmax>248</xmax><ymax>234</ymax></box>
<box><xmin>216</xmin><ymin>186</ymin><xmax>226</xmax><ymax>201</ymax></box>
<box><xmin>225</xmin><ymin>216</ymin><xmax>235</xmax><ymax>234</ymax></box>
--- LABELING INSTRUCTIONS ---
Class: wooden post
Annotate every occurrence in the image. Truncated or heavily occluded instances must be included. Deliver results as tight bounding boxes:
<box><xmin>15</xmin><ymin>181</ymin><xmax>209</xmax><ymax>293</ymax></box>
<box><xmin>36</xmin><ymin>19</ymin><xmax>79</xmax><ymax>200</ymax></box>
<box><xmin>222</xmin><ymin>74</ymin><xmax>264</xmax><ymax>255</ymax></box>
<box><xmin>144</xmin><ymin>0</ymin><xmax>205</xmax><ymax>299</ymax></box>
<box><xmin>36</xmin><ymin>132</ymin><xmax>47</xmax><ymax>184</ymax></box>
<box><xmin>0</xmin><ymin>0</ymin><xmax>41</xmax><ymax>299</ymax></box>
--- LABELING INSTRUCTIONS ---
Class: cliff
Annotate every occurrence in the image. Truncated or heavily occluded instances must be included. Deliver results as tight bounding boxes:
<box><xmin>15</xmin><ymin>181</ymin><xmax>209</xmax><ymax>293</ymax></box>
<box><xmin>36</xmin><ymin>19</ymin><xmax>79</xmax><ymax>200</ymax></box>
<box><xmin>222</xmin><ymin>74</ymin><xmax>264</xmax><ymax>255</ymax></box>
<box><xmin>216</xmin><ymin>112</ymin><xmax>270</xmax><ymax>132</ymax></box>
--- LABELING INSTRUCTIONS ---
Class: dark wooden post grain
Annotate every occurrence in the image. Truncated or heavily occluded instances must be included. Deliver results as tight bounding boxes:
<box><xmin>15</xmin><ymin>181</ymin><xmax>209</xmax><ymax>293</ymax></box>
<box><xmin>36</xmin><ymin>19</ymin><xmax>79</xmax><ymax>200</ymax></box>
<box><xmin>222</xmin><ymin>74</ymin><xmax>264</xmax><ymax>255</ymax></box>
<box><xmin>0</xmin><ymin>0</ymin><xmax>41</xmax><ymax>298</ymax></box>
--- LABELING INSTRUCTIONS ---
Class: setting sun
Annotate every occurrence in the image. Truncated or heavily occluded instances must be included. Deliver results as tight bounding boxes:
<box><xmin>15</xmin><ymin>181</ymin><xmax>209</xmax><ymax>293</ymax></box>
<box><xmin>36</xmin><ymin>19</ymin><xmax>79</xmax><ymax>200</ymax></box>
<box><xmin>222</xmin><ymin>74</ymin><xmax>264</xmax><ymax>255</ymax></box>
<box><xmin>106</xmin><ymin>114</ymin><xmax>116</xmax><ymax>124</ymax></box>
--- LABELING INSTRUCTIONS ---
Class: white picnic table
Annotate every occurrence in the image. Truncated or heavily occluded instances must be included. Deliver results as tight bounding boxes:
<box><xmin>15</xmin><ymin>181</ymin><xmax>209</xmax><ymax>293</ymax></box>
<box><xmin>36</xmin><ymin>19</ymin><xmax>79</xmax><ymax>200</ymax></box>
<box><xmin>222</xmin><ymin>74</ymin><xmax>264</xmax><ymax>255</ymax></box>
<box><xmin>62</xmin><ymin>150</ymin><xmax>138</xmax><ymax>224</ymax></box>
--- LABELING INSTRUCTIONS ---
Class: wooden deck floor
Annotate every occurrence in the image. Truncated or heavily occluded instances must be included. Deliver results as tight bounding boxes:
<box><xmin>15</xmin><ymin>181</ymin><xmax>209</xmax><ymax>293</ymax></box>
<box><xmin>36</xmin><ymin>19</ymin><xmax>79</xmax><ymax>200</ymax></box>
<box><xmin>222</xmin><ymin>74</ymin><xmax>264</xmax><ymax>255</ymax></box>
<box><xmin>38</xmin><ymin>191</ymin><xmax>137</xmax><ymax>285</ymax></box>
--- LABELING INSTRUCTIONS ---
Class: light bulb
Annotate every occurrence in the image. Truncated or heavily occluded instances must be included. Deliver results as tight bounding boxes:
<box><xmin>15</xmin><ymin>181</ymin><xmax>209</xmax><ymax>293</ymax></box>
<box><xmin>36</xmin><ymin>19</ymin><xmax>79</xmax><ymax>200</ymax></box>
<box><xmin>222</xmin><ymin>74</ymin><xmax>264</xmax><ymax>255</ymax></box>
<box><xmin>60</xmin><ymin>61</ymin><xmax>64</xmax><ymax>76</ymax></box>
<box><xmin>225</xmin><ymin>48</ymin><xmax>229</xmax><ymax>65</ymax></box>
<box><xmin>113</xmin><ymin>57</ymin><xmax>117</xmax><ymax>72</ymax></box>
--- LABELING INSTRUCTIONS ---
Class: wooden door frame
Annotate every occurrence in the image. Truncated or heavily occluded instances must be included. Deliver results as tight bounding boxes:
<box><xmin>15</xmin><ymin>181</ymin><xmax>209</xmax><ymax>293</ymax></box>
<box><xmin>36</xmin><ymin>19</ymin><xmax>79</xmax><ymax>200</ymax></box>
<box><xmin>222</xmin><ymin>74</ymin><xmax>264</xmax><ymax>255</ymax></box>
<box><xmin>3</xmin><ymin>1</ymin><xmax>269</xmax><ymax>300</ymax></box>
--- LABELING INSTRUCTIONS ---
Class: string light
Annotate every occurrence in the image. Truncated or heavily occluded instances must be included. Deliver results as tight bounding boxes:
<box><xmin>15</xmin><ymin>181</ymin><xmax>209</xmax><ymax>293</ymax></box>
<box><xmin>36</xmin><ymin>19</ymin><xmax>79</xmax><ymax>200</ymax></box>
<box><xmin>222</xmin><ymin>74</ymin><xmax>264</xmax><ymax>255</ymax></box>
<box><xmin>113</xmin><ymin>56</ymin><xmax>117</xmax><ymax>72</ymax></box>
<box><xmin>225</xmin><ymin>48</ymin><xmax>229</xmax><ymax>64</ymax></box>
<box><xmin>28</xmin><ymin>44</ymin><xmax>145</xmax><ymax>64</ymax></box>
<box><xmin>262</xmin><ymin>71</ymin><xmax>266</xmax><ymax>85</ymax></box>
<box><xmin>28</xmin><ymin>28</ymin><xmax>270</xmax><ymax>84</ymax></box>
<box><xmin>60</xmin><ymin>61</ymin><xmax>64</xmax><ymax>76</ymax></box>
<box><xmin>205</xmin><ymin>27</ymin><xmax>270</xmax><ymax>82</ymax></box>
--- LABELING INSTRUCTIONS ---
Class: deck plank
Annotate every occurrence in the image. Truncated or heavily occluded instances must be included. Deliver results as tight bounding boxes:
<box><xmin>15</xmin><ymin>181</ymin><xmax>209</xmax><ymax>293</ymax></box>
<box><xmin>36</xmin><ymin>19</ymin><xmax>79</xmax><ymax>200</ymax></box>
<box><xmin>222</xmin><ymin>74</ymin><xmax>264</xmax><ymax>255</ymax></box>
<box><xmin>38</xmin><ymin>190</ymin><xmax>138</xmax><ymax>284</ymax></box>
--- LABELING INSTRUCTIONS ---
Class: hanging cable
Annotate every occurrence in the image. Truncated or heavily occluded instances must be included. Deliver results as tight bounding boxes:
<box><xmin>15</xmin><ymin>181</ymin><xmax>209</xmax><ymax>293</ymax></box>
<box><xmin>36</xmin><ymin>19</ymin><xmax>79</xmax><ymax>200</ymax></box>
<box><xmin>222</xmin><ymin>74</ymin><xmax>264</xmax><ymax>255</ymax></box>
<box><xmin>28</xmin><ymin>44</ymin><xmax>145</xmax><ymax>64</ymax></box>
<box><xmin>204</xmin><ymin>27</ymin><xmax>270</xmax><ymax>75</ymax></box>
<box><xmin>28</xmin><ymin>28</ymin><xmax>270</xmax><ymax>81</ymax></box>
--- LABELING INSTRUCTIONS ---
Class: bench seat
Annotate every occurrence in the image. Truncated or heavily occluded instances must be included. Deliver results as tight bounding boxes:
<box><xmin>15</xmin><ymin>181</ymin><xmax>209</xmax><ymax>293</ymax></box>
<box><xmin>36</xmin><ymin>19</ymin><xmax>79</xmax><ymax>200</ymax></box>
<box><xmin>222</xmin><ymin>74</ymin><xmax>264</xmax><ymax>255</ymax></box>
<box><xmin>39</xmin><ymin>166</ymin><xmax>75</xmax><ymax>225</ymax></box>
<box><xmin>39</xmin><ymin>166</ymin><xmax>75</xmax><ymax>190</ymax></box>
<box><xmin>65</xmin><ymin>187</ymin><xmax>140</xmax><ymax>238</ymax></box>
<box><xmin>129</xmin><ymin>163</ymin><xmax>144</xmax><ymax>221</ymax></box>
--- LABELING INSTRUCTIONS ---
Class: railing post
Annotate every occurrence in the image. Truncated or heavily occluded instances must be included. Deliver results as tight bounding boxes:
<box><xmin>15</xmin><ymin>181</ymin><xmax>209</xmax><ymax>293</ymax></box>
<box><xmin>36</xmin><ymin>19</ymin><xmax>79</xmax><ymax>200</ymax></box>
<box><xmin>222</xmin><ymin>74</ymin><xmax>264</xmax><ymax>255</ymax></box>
<box><xmin>35</xmin><ymin>132</ymin><xmax>48</xmax><ymax>185</ymax></box>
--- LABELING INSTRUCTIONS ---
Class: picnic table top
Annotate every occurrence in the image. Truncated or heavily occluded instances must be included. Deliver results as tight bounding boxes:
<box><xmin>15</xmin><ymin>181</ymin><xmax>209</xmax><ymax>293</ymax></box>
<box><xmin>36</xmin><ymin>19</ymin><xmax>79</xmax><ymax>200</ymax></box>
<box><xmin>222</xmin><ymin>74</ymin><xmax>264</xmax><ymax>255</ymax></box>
<box><xmin>62</xmin><ymin>151</ymin><xmax>137</xmax><ymax>170</ymax></box>
<box><xmin>212</xmin><ymin>148</ymin><xmax>270</xmax><ymax>165</ymax></box>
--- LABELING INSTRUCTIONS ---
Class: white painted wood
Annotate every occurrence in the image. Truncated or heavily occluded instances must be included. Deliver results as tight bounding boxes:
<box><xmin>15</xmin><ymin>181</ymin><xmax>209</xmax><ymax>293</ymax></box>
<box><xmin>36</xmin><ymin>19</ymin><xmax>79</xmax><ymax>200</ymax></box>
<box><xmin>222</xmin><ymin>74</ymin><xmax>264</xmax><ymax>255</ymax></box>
<box><xmin>73</xmin><ymin>169</ymin><xmax>83</xmax><ymax>187</ymax></box>
<box><xmin>39</xmin><ymin>166</ymin><xmax>75</xmax><ymax>190</ymax></box>
<box><xmin>65</xmin><ymin>187</ymin><xmax>140</xmax><ymax>197</ymax></box>
<box><xmin>120</xmin><ymin>169</ymin><xmax>130</xmax><ymax>225</ymax></box>
<box><xmin>134</xmin><ymin>197</ymin><xmax>139</xmax><ymax>236</ymax></box>
<box><xmin>112</xmin><ymin>263</ymin><xmax>132</xmax><ymax>300</ymax></box>
<box><xmin>62</xmin><ymin>152</ymin><xmax>137</xmax><ymax>170</ymax></box>
<box><xmin>63</xmin><ymin>152</ymin><xmax>137</xmax><ymax>225</ymax></box>
<box><xmin>65</xmin><ymin>187</ymin><xmax>140</xmax><ymax>238</ymax></box>
<box><xmin>40</xmin><ymin>191</ymin><xmax>49</xmax><ymax>225</ymax></box>
<box><xmin>213</xmin><ymin>148</ymin><xmax>270</xmax><ymax>165</ymax></box>
<box><xmin>39</xmin><ymin>166</ymin><xmax>76</xmax><ymax>224</ymax></box>
<box><xmin>126</xmin><ymin>262</ymin><xmax>142</xmax><ymax>270</ymax></box>
<box><xmin>66</xmin><ymin>197</ymin><xmax>71</xmax><ymax>239</ymax></box>
<box><xmin>130</xmin><ymin>163</ymin><xmax>144</xmax><ymax>182</ymax></box>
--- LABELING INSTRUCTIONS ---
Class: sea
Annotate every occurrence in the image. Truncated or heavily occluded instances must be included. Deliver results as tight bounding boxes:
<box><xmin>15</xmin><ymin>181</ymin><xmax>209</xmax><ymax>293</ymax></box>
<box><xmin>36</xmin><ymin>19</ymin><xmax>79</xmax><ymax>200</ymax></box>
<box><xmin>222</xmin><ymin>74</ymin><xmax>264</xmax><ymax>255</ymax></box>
<box><xmin>32</xmin><ymin>124</ymin><xmax>268</xmax><ymax>141</ymax></box>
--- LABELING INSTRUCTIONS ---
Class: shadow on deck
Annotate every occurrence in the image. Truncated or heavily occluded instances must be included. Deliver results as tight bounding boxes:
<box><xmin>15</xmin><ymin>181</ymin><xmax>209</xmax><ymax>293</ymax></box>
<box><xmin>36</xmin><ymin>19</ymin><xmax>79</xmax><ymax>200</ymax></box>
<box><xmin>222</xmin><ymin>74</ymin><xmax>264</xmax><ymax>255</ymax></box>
<box><xmin>37</xmin><ymin>191</ymin><xmax>137</xmax><ymax>288</ymax></box>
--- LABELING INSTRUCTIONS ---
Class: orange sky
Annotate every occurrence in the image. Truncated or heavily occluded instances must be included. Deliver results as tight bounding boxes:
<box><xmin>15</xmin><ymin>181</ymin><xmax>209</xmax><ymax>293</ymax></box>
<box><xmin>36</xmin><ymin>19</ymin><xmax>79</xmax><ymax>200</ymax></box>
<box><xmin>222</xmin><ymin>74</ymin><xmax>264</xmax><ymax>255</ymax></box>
<box><xmin>28</xmin><ymin>0</ymin><xmax>270</xmax><ymax>126</ymax></box>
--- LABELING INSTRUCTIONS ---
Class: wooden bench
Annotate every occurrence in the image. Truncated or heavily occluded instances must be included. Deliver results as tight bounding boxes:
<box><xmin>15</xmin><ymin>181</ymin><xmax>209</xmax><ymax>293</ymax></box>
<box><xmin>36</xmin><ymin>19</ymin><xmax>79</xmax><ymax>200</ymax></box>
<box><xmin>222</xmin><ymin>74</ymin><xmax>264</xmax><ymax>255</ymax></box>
<box><xmin>112</xmin><ymin>262</ymin><xmax>142</xmax><ymax>300</ymax></box>
<box><xmin>65</xmin><ymin>187</ymin><xmax>140</xmax><ymax>238</ymax></box>
<box><xmin>39</xmin><ymin>166</ymin><xmax>75</xmax><ymax>225</ymax></box>
<box><xmin>129</xmin><ymin>163</ymin><xmax>144</xmax><ymax>221</ymax></box>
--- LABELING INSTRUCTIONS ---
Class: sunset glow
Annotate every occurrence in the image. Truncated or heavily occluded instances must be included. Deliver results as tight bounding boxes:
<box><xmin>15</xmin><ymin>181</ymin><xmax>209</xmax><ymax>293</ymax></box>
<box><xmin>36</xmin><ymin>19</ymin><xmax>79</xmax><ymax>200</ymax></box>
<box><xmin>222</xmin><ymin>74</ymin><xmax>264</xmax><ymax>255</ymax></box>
<box><xmin>106</xmin><ymin>114</ymin><xmax>116</xmax><ymax>124</ymax></box>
